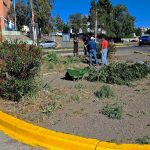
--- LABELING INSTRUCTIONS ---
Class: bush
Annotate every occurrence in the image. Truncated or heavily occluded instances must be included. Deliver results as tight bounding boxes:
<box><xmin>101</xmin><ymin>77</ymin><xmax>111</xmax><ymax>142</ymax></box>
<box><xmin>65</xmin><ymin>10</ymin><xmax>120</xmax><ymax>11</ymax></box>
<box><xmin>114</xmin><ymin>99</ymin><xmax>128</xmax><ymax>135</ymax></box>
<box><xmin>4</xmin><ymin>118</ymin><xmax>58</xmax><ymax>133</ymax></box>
<box><xmin>0</xmin><ymin>40</ymin><xmax>42</xmax><ymax>101</ymax></box>
<box><xmin>95</xmin><ymin>85</ymin><xmax>114</xmax><ymax>99</ymax></box>
<box><xmin>87</xmin><ymin>62</ymin><xmax>150</xmax><ymax>86</ymax></box>
<box><xmin>136</xmin><ymin>136</ymin><xmax>150</xmax><ymax>144</ymax></box>
<box><xmin>46</xmin><ymin>51</ymin><xmax>59</xmax><ymax>64</ymax></box>
<box><xmin>101</xmin><ymin>104</ymin><xmax>123</xmax><ymax>119</ymax></box>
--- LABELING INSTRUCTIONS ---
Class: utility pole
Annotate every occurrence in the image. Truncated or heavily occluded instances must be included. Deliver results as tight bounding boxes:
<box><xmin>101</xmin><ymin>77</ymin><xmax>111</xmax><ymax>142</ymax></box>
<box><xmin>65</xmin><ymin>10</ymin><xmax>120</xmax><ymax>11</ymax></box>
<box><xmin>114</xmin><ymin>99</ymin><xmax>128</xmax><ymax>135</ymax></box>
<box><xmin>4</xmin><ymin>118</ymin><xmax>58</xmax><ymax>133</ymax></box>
<box><xmin>13</xmin><ymin>0</ymin><xmax>17</xmax><ymax>30</ymax></box>
<box><xmin>95</xmin><ymin>0</ymin><xmax>98</xmax><ymax>42</ymax></box>
<box><xmin>29</xmin><ymin>0</ymin><xmax>37</xmax><ymax>45</ymax></box>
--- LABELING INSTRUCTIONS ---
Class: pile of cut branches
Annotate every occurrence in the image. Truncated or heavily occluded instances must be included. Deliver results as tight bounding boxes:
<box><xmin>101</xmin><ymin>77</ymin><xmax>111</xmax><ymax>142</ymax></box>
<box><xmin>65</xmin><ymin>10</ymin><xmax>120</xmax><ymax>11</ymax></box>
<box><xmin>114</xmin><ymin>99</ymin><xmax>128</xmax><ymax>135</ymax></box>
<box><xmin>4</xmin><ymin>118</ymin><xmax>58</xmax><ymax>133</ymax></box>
<box><xmin>87</xmin><ymin>62</ymin><xmax>150</xmax><ymax>85</ymax></box>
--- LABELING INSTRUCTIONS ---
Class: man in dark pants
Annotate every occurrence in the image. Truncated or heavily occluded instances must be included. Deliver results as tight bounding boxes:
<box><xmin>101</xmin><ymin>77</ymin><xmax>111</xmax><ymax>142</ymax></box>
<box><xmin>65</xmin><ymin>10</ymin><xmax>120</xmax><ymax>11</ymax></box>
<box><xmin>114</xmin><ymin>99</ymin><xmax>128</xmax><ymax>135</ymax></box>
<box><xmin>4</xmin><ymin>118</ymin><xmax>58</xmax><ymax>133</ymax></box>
<box><xmin>83</xmin><ymin>36</ymin><xmax>89</xmax><ymax>57</ymax></box>
<box><xmin>73</xmin><ymin>36</ymin><xmax>79</xmax><ymax>56</ymax></box>
<box><xmin>88</xmin><ymin>36</ymin><xmax>98</xmax><ymax>66</ymax></box>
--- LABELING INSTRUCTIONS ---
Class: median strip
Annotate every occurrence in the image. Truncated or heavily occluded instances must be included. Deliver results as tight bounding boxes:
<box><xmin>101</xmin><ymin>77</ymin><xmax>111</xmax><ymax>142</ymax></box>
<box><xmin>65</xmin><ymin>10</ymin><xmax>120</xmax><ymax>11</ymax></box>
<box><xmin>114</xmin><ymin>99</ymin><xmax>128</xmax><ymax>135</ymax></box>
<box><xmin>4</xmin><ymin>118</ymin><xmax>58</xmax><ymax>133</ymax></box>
<box><xmin>0</xmin><ymin>111</ymin><xmax>150</xmax><ymax>150</ymax></box>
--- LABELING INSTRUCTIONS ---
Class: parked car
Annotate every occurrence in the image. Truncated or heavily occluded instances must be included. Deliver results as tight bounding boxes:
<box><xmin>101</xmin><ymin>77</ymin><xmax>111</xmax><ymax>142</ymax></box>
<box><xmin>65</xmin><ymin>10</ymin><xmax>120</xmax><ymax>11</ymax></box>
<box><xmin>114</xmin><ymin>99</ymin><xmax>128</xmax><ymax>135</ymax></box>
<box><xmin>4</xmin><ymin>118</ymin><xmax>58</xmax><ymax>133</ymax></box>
<box><xmin>139</xmin><ymin>35</ymin><xmax>150</xmax><ymax>46</ymax></box>
<box><xmin>39</xmin><ymin>40</ymin><xmax>57</xmax><ymax>48</ymax></box>
<box><xmin>56</xmin><ymin>32</ymin><xmax>63</xmax><ymax>36</ymax></box>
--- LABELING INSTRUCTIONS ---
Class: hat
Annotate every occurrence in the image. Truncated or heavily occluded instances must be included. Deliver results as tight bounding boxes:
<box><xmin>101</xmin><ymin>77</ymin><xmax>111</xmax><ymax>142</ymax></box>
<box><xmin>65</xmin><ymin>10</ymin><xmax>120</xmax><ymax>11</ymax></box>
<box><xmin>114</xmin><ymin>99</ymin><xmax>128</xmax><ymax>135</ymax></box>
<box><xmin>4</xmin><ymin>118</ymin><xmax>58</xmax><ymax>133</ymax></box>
<box><xmin>91</xmin><ymin>37</ymin><xmax>95</xmax><ymax>40</ymax></box>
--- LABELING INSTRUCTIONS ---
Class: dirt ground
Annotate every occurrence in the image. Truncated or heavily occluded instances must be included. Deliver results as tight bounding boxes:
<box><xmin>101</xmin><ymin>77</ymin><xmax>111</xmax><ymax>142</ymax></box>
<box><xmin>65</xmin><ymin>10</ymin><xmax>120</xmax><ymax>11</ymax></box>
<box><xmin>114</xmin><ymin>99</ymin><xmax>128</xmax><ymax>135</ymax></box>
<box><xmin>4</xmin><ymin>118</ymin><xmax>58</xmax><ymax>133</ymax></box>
<box><xmin>0</xmin><ymin>53</ymin><xmax>150</xmax><ymax>144</ymax></box>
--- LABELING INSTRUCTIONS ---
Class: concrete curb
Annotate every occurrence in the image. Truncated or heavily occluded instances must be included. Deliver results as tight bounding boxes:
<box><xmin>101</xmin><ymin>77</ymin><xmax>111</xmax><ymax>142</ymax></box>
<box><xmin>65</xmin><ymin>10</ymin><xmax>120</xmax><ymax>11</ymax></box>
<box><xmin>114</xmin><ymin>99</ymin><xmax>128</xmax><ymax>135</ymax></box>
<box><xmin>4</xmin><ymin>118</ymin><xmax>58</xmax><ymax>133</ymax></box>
<box><xmin>0</xmin><ymin>111</ymin><xmax>150</xmax><ymax>150</ymax></box>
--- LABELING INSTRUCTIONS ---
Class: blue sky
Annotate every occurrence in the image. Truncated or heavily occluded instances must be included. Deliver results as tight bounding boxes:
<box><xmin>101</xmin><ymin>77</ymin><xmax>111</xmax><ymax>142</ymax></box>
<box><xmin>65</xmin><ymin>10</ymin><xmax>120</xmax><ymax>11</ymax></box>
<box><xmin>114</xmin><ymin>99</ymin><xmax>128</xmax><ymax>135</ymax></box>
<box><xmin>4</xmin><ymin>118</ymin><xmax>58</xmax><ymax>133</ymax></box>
<box><xmin>51</xmin><ymin>0</ymin><xmax>150</xmax><ymax>27</ymax></box>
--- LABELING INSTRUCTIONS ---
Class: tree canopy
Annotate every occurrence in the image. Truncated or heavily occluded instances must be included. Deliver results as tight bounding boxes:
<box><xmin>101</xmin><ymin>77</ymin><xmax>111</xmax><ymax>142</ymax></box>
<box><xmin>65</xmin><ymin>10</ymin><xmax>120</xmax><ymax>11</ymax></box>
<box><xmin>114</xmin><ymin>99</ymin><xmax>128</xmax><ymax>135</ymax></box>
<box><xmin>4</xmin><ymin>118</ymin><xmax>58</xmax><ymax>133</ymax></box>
<box><xmin>89</xmin><ymin>0</ymin><xmax>135</xmax><ymax>38</ymax></box>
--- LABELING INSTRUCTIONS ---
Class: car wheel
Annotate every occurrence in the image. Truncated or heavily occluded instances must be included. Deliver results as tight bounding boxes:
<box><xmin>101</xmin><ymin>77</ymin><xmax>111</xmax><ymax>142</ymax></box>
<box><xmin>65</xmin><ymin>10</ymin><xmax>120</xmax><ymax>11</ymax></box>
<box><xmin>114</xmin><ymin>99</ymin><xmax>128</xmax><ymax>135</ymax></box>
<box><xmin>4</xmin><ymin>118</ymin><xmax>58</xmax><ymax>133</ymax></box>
<box><xmin>139</xmin><ymin>43</ymin><xmax>142</xmax><ymax>46</ymax></box>
<box><xmin>40</xmin><ymin>45</ymin><xmax>43</xmax><ymax>48</ymax></box>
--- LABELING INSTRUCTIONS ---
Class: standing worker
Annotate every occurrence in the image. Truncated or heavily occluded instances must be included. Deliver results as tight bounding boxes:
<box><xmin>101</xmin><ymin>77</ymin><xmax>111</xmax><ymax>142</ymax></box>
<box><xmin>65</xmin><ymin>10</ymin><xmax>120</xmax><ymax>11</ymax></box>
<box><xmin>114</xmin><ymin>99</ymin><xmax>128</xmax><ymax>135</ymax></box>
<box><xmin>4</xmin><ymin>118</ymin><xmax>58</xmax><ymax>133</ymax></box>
<box><xmin>83</xmin><ymin>36</ymin><xmax>89</xmax><ymax>57</ymax></box>
<box><xmin>73</xmin><ymin>35</ymin><xmax>79</xmax><ymax>57</ymax></box>
<box><xmin>101</xmin><ymin>36</ymin><xmax>108</xmax><ymax>65</ymax></box>
<box><xmin>88</xmin><ymin>36</ymin><xmax>98</xmax><ymax>66</ymax></box>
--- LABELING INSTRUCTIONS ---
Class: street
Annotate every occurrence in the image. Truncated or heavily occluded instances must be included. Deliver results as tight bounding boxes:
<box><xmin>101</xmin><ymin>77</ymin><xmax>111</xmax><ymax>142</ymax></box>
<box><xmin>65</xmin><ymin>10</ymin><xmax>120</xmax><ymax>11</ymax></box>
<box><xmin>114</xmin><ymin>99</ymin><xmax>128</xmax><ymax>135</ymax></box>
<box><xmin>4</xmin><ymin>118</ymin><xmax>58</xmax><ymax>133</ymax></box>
<box><xmin>116</xmin><ymin>46</ymin><xmax>150</xmax><ymax>56</ymax></box>
<box><xmin>0</xmin><ymin>133</ymin><xmax>39</xmax><ymax>150</ymax></box>
<box><xmin>43</xmin><ymin>45</ymin><xmax>150</xmax><ymax>56</ymax></box>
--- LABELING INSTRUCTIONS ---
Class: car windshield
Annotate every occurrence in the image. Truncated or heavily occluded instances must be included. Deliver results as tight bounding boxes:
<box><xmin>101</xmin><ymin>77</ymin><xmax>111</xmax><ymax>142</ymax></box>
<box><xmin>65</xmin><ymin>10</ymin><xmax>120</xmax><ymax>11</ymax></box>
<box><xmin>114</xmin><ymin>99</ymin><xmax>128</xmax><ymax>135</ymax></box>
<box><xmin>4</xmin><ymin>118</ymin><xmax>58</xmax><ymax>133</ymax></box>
<box><xmin>45</xmin><ymin>41</ymin><xmax>54</xmax><ymax>43</ymax></box>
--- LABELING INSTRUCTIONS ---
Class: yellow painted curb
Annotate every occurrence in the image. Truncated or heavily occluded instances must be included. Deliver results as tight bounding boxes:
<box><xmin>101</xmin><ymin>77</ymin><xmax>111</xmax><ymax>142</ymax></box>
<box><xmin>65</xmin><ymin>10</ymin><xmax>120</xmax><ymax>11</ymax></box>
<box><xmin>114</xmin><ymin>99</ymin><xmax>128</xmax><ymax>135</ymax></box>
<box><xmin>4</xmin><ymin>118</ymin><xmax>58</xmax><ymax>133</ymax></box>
<box><xmin>0</xmin><ymin>111</ymin><xmax>98</xmax><ymax>150</ymax></box>
<box><xmin>0</xmin><ymin>111</ymin><xmax>150</xmax><ymax>150</ymax></box>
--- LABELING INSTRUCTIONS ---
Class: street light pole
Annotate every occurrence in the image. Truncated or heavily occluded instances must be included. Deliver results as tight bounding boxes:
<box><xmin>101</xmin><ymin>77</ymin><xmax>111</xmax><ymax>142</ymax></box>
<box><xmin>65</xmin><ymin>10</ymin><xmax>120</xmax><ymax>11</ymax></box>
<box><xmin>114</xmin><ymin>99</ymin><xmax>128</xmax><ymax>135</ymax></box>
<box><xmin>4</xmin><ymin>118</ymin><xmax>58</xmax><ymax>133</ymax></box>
<box><xmin>13</xmin><ymin>0</ymin><xmax>17</xmax><ymax>30</ymax></box>
<box><xmin>95</xmin><ymin>0</ymin><xmax>98</xmax><ymax>42</ymax></box>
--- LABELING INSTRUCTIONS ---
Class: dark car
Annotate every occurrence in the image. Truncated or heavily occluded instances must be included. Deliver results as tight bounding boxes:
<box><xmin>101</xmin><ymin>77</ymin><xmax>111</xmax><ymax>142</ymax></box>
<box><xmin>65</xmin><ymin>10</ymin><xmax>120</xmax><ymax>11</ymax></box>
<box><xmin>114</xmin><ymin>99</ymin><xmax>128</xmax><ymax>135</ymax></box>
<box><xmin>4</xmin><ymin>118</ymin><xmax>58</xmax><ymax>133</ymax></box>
<box><xmin>139</xmin><ymin>35</ymin><xmax>150</xmax><ymax>46</ymax></box>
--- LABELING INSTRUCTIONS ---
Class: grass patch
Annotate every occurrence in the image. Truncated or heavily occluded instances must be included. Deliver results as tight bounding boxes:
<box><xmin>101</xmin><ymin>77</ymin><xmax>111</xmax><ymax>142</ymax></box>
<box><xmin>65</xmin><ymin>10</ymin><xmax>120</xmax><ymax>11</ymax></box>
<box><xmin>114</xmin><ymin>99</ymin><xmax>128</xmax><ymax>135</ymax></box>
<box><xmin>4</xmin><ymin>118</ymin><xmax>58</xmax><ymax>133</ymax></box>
<box><xmin>95</xmin><ymin>85</ymin><xmax>114</xmax><ymax>99</ymax></box>
<box><xmin>74</xmin><ymin>83</ymin><xmax>86</xmax><ymax>91</ymax></box>
<box><xmin>136</xmin><ymin>136</ymin><xmax>150</xmax><ymax>144</ymax></box>
<box><xmin>101</xmin><ymin>104</ymin><xmax>123</xmax><ymax>119</ymax></box>
<box><xmin>42</xmin><ymin>103</ymin><xmax>56</xmax><ymax>114</ymax></box>
<box><xmin>71</xmin><ymin>95</ymin><xmax>80</xmax><ymax>102</ymax></box>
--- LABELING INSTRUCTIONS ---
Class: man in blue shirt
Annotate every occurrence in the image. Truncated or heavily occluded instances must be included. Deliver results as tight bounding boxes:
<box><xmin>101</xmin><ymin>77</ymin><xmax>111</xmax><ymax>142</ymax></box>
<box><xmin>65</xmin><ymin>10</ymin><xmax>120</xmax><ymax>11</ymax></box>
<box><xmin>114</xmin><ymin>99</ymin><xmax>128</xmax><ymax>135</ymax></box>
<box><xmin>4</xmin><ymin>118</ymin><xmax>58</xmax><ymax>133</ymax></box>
<box><xmin>88</xmin><ymin>36</ymin><xmax>98</xmax><ymax>65</ymax></box>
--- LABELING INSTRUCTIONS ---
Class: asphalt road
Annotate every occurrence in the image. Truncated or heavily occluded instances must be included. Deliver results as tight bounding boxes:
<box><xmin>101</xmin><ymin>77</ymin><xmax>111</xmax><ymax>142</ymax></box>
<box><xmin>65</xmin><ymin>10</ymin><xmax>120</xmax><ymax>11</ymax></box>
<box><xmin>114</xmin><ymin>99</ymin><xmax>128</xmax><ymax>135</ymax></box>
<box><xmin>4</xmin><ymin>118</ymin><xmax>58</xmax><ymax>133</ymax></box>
<box><xmin>0</xmin><ymin>132</ymin><xmax>40</xmax><ymax>150</ymax></box>
<box><xmin>116</xmin><ymin>46</ymin><xmax>150</xmax><ymax>56</ymax></box>
<box><xmin>43</xmin><ymin>45</ymin><xmax>150</xmax><ymax>56</ymax></box>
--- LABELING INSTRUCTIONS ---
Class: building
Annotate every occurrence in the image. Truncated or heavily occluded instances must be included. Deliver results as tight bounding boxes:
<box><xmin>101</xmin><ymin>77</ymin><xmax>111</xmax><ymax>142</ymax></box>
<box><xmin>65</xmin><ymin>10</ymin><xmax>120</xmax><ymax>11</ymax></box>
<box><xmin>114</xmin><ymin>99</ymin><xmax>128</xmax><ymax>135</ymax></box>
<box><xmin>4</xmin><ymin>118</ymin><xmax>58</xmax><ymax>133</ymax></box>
<box><xmin>0</xmin><ymin>0</ymin><xmax>14</xmax><ymax>31</ymax></box>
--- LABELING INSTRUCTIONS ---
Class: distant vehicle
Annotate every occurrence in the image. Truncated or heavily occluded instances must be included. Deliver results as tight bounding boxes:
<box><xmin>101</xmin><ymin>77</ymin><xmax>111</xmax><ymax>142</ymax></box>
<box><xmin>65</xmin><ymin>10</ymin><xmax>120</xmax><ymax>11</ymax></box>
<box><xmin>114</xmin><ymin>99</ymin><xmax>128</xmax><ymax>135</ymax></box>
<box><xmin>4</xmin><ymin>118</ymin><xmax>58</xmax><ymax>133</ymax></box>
<box><xmin>139</xmin><ymin>35</ymin><xmax>150</xmax><ymax>46</ymax></box>
<box><xmin>39</xmin><ymin>40</ymin><xmax>57</xmax><ymax>48</ymax></box>
<box><xmin>56</xmin><ymin>32</ymin><xmax>63</xmax><ymax>36</ymax></box>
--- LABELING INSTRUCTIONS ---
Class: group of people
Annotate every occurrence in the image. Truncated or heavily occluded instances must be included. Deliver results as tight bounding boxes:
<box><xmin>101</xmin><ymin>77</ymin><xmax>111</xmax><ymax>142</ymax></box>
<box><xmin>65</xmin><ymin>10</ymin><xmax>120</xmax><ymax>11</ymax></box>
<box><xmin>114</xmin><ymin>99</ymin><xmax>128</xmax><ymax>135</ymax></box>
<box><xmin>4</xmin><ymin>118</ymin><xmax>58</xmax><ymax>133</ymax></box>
<box><xmin>73</xmin><ymin>35</ymin><xmax>108</xmax><ymax>66</ymax></box>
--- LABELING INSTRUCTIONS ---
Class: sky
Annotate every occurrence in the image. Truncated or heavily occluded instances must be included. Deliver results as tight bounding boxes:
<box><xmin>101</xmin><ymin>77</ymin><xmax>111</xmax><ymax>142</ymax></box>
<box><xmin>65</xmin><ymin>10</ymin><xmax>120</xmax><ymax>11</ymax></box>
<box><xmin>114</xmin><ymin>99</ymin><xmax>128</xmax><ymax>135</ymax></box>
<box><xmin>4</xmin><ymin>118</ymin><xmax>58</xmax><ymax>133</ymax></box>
<box><xmin>51</xmin><ymin>0</ymin><xmax>150</xmax><ymax>27</ymax></box>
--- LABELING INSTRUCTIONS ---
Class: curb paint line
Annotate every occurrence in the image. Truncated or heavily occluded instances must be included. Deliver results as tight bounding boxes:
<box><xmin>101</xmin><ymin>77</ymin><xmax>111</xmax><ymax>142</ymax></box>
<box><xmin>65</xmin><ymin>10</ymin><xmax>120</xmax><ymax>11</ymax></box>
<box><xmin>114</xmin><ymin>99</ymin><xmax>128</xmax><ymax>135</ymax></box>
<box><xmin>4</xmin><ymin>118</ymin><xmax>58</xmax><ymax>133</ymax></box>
<box><xmin>0</xmin><ymin>111</ymin><xmax>98</xmax><ymax>150</ymax></box>
<box><xmin>0</xmin><ymin>111</ymin><xmax>150</xmax><ymax>150</ymax></box>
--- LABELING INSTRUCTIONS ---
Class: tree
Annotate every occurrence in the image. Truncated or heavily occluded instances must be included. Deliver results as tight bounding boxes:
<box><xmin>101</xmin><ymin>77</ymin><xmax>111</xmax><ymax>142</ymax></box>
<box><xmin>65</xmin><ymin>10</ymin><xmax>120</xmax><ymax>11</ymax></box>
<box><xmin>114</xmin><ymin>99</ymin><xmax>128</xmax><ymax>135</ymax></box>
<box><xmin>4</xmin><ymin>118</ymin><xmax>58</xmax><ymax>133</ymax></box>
<box><xmin>82</xmin><ymin>16</ymin><xmax>89</xmax><ymax>33</ymax></box>
<box><xmin>89</xmin><ymin>0</ymin><xmax>135</xmax><ymax>38</ymax></box>
<box><xmin>112</xmin><ymin>5</ymin><xmax>135</xmax><ymax>38</ymax></box>
<box><xmin>68</xmin><ymin>13</ymin><xmax>83</xmax><ymax>33</ymax></box>
<box><xmin>97</xmin><ymin>0</ymin><xmax>113</xmax><ymax>36</ymax></box>
<box><xmin>53</xmin><ymin>16</ymin><xmax>64</xmax><ymax>31</ymax></box>
<box><xmin>8</xmin><ymin>0</ymin><xmax>29</xmax><ymax>30</ymax></box>
<box><xmin>62</xmin><ymin>24</ymin><xmax>70</xmax><ymax>33</ymax></box>
<box><xmin>89</xmin><ymin>0</ymin><xmax>97</xmax><ymax>30</ymax></box>
<box><xmin>135</xmin><ymin>28</ymin><xmax>142</xmax><ymax>36</ymax></box>
<box><xmin>145</xmin><ymin>29</ymin><xmax>150</xmax><ymax>35</ymax></box>
<box><xmin>31</xmin><ymin>0</ymin><xmax>52</xmax><ymax>34</ymax></box>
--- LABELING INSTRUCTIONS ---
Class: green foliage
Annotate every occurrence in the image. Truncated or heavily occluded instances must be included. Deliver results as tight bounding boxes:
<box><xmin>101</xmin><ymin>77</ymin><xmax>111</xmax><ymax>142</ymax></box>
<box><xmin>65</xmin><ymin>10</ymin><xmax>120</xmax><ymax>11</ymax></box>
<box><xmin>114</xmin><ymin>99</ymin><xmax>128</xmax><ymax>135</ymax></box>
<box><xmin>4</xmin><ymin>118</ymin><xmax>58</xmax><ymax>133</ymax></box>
<box><xmin>135</xmin><ymin>28</ymin><xmax>142</xmax><ymax>36</ymax></box>
<box><xmin>68</xmin><ymin>13</ymin><xmax>83</xmax><ymax>33</ymax></box>
<box><xmin>95</xmin><ymin>85</ymin><xmax>114</xmax><ymax>99</ymax></box>
<box><xmin>45</xmin><ymin>52</ymin><xmax>81</xmax><ymax>69</ymax></box>
<box><xmin>71</xmin><ymin>95</ymin><xmax>80</xmax><ymax>102</ymax></box>
<box><xmin>32</xmin><ymin>0</ymin><xmax>52</xmax><ymax>34</ymax></box>
<box><xmin>112</xmin><ymin>5</ymin><xmax>135</xmax><ymax>38</ymax></box>
<box><xmin>8</xmin><ymin>0</ymin><xmax>28</xmax><ymax>30</ymax></box>
<box><xmin>0</xmin><ymin>40</ymin><xmax>42</xmax><ymax>101</ymax></box>
<box><xmin>89</xmin><ymin>0</ymin><xmax>135</xmax><ymax>38</ymax></box>
<box><xmin>63</xmin><ymin>24</ymin><xmax>70</xmax><ymax>33</ymax></box>
<box><xmin>136</xmin><ymin>136</ymin><xmax>150</xmax><ymax>144</ymax></box>
<box><xmin>42</xmin><ymin>103</ymin><xmax>56</xmax><ymax>114</ymax></box>
<box><xmin>145</xmin><ymin>29</ymin><xmax>150</xmax><ymax>35</ymax></box>
<box><xmin>87</xmin><ymin>62</ymin><xmax>150</xmax><ymax>86</ymax></box>
<box><xmin>46</xmin><ymin>51</ymin><xmax>59</xmax><ymax>64</ymax></box>
<box><xmin>101</xmin><ymin>104</ymin><xmax>123</xmax><ymax>119</ymax></box>
<box><xmin>61</xmin><ymin>56</ymin><xmax>80</xmax><ymax>64</ymax></box>
<box><xmin>53</xmin><ymin>16</ymin><xmax>64</xmax><ymax>31</ymax></box>
<box><xmin>74</xmin><ymin>83</ymin><xmax>86</xmax><ymax>90</ymax></box>
<box><xmin>107</xmin><ymin>43</ymin><xmax>116</xmax><ymax>58</ymax></box>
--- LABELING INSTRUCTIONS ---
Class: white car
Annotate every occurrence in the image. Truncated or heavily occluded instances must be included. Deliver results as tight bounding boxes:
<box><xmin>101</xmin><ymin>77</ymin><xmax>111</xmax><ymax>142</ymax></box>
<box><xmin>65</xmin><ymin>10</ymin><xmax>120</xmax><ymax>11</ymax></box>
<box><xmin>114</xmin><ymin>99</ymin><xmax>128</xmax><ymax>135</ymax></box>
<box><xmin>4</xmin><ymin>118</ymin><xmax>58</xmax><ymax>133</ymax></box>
<box><xmin>39</xmin><ymin>40</ymin><xmax>57</xmax><ymax>48</ymax></box>
<box><xmin>56</xmin><ymin>32</ymin><xmax>63</xmax><ymax>36</ymax></box>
